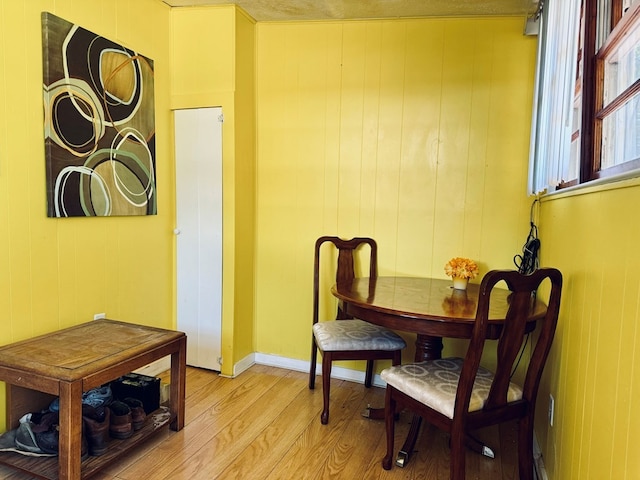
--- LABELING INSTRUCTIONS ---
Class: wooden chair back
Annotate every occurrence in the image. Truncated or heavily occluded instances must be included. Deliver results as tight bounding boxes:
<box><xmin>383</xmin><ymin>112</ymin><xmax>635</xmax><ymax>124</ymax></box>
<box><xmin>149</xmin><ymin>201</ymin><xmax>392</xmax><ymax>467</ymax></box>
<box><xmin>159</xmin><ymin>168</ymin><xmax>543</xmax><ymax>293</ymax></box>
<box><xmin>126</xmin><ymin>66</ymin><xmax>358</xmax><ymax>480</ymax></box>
<box><xmin>459</xmin><ymin>267</ymin><xmax>562</xmax><ymax>426</ymax></box>
<box><xmin>382</xmin><ymin>268</ymin><xmax>562</xmax><ymax>478</ymax></box>
<box><xmin>312</xmin><ymin>236</ymin><xmax>377</xmax><ymax>324</ymax></box>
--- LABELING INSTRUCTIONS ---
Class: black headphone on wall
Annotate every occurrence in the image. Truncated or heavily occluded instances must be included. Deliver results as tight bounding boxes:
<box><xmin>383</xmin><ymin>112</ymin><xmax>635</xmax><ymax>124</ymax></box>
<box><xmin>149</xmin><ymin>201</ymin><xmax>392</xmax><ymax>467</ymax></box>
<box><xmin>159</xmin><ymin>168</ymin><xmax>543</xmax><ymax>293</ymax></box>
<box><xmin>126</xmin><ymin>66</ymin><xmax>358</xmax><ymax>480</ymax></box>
<box><xmin>510</xmin><ymin>198</ymin><xmax>541</xmax><ymax>379</ymax></box>
<box><xmin>513</xmin><ymin>199</ymin><xmax>540</xmax><ymax>275</ymax></box>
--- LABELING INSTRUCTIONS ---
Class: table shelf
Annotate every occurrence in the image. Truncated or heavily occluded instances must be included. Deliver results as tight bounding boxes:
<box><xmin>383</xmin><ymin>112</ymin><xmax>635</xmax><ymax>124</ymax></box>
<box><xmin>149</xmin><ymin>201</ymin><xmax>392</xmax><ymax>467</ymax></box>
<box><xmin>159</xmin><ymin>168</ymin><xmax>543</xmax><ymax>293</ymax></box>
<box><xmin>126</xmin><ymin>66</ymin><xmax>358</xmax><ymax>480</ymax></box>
<box><xmin>0</xmin><ymin>406</ymin><xmax>173</xmax><ymax>480</ymax></box>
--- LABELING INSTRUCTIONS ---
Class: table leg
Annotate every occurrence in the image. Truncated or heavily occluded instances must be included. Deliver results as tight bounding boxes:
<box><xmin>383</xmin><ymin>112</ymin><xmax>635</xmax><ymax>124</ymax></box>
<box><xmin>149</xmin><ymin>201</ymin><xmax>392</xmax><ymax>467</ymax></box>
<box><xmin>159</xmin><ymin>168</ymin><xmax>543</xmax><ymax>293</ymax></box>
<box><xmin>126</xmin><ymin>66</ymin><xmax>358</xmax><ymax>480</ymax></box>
<box><xmin>395</xmin><ymin>334</ymin><xmax>443</xmax><ymax>467</ymax></box>
<box><xmin>58</xmin><ymin>380</ymin><xmax>83</xmax><ymax>480</ymax></box>
<box><xmin>169</xmin><ymin>336</ymin><xmax>187</xmax><ymax>431</ymax></box>
<box><xmin>414</xmin><ymin>334</ymin><xmax>443</xmax><ymax>362</ymax></box>
<box><xmin>466</xmin><ymin>434</ymin><xmax>495</xmax><ymax>458</ymax></box>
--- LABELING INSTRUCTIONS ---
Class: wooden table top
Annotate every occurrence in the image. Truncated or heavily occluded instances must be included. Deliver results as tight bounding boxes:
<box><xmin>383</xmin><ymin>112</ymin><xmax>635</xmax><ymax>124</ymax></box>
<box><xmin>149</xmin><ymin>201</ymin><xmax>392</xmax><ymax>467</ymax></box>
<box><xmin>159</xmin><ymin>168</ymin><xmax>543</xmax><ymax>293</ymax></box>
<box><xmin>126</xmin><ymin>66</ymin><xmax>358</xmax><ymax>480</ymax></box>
<box><xmin>332</xmin><ymin>276</ymin><xmax>547</xmax><ymax>338</ymax></box>
<box><xmin>0</xmin><ymin>319</ymin><xmax>185</xmax><ymax>382</ymax></box>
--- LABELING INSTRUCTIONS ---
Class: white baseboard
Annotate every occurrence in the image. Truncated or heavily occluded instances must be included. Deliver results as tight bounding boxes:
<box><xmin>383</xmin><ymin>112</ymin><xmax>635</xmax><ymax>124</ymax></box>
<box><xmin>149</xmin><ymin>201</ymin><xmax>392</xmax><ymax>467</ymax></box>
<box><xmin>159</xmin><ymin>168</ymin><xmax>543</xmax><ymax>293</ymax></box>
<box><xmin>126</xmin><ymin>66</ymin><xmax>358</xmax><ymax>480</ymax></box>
<box><xmin>250</xmin><ymin>352</ymin><xmax>386</xmax><ymax>387</ymax></box>
<box><xmin>123</xmin><ymin>353</ymin><xmax>376</xmax><ymax>405</ymax></box>
<box><xmin>219</xmin><ymin>352</ymin><xmax>256</xmax><ymax>378</ymax></box>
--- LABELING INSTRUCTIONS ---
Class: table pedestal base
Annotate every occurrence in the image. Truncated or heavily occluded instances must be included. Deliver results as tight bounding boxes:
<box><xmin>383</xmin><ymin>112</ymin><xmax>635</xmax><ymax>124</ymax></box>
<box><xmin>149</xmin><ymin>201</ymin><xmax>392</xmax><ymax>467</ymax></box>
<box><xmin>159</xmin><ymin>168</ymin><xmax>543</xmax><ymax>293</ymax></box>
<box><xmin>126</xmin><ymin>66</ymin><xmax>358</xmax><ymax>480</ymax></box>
<box><xmin>393</xmin><ymin>334</ymin><xmax>442</xmax><ymax>466</ymax></box>
<box><xmin>396</xmin><ymin>415</ymin><xmax>422</xmax><ymax>467</ymax></box>
<box><xmin>415</xmin><ymin>334</ymin><xmax>444</xmax><ymax>362</ymax></box>
<box><xmin>393</xmin><ymin>417</ymin><xmax>495</xmax><ymax>467</ymax></box>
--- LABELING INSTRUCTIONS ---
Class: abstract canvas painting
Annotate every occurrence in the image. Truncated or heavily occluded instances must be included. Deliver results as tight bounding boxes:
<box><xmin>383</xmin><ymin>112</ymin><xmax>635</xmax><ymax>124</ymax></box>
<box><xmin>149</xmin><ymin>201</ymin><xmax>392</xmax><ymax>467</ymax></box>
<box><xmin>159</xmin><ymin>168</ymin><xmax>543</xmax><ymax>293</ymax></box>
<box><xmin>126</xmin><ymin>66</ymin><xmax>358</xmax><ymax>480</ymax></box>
<box><xmin>42</xmin><ymin>12</ymin><xmax>156</xmax><ymax>217</ymax></box>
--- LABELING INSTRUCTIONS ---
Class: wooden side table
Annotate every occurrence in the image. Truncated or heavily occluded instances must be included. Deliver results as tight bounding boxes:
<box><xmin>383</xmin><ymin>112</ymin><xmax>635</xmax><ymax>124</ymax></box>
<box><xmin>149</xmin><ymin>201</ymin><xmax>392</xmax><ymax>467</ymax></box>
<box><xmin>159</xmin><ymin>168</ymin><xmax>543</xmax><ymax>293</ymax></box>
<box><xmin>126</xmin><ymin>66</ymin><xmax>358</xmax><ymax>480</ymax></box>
<box><xmin>0</xmin><ymin>319</ymin><xmax>186</xmax><ymax>480</ymax></box>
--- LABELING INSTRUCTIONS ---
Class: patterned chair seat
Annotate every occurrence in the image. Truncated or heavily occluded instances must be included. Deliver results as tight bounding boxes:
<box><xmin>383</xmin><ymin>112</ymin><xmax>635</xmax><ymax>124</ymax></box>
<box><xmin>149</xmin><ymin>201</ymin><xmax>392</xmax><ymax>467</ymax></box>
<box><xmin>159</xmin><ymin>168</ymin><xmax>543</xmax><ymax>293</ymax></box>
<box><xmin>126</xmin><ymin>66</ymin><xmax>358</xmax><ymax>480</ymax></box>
<box><xmin>313</xmin><ymin>320</ymin><xmax>407</xmax><ymax>352</ymax></box>
<box><xmin>381</xmin><ymin>358</ymin><xmax>523</xmax><ymax>419</ymax></box>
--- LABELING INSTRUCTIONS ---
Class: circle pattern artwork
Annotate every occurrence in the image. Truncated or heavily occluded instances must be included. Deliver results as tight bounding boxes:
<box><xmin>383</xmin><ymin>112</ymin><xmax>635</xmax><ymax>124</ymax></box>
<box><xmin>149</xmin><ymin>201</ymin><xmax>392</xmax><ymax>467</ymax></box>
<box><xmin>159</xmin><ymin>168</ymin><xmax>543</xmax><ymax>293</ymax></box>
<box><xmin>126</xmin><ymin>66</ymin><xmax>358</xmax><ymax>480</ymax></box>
<box><xmin>42</xmin><ymin>12</ymin><xmax>156</xmax><ymax>217</ymax></box>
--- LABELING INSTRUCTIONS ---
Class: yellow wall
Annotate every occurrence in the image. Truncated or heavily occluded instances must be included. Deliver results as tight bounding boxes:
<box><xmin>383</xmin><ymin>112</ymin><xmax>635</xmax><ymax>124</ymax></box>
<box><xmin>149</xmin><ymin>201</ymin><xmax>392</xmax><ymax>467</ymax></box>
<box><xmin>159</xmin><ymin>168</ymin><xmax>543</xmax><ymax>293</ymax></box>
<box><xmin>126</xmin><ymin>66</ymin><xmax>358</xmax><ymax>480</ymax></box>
<box><xmin>170</xmin><ymin>5</ymin><xmax>256</xmax><ymax>375</ymax></box>
<box><xmin>537</xmin><ymin>180</ymin><xmax>640</xmax><ymax>480</ymax></box>
<box><xmin>4</xmin><ymin>4</ymin><xmax>630</xmax><ymax>478</ymax></box>
<box><xmin>0</xmin><ymin>0</ymin><xmax>172</xmax><ymax>429</ymax></box>
<box><xmin>254</xmin><ymin>17</ymin><xmax>537</xmax><ymax>364</ymax></box>
<box><xmin>232</xmin><ymin>11</ymin><xmax>257</xmax><ymax>365</ymax></box>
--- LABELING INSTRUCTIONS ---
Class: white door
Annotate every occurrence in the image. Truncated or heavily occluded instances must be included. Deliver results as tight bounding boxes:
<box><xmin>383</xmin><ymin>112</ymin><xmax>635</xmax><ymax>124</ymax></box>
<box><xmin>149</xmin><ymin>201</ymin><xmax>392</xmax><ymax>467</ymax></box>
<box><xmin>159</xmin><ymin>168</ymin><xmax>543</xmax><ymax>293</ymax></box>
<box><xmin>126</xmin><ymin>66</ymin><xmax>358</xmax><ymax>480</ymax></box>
<box><xmin>174</xmin><ymin>107</ymin><xmax>223</xmax><ymax>371</ymax></box>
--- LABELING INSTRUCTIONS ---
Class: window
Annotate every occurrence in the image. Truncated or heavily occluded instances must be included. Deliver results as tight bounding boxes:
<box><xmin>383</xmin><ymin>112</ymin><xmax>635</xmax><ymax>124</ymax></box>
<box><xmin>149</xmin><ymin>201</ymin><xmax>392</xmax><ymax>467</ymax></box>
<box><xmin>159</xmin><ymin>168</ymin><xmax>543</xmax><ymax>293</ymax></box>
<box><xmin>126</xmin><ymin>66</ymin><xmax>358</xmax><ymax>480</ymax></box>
<box><xmin>528</xmin><ymin>0</ymin><xmax>582</xmax><ymax>194</ymax></box>
<box><xmin>529</xmin><ymin>0</ymin><xmax>640</xmax><ymax>194</ymax></box>
<box><xmin>595</xmin><ymin>1</ymin><xmax>640</xmax><ymax>175</ymax></box>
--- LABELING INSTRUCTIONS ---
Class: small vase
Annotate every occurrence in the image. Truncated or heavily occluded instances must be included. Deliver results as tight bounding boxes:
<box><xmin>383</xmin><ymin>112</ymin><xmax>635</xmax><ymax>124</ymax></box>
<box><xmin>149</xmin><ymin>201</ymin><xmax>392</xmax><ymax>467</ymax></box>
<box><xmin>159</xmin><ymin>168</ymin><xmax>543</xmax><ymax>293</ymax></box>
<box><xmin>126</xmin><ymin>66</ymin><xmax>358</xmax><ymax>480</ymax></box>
<box><xmin>452</xmin><ymin>277</ymin><xmax>468</xmax><ymax>290</ymax></box>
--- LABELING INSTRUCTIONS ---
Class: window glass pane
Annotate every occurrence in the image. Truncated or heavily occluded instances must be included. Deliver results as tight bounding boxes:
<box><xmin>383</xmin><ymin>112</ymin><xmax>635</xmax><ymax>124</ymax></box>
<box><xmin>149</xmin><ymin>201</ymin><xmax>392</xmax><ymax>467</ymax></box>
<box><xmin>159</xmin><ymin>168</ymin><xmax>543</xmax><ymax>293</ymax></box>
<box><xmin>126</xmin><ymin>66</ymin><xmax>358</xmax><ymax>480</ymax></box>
<box><xmin>597</xmin><ymin>0</ymin><xmax>612</xmax><ymax>49</ymax></box>
<box><xmin>603</xmin><ymin>16</ymin><xmax>640</xmax><ymax>105</ymax></box>
<box><xmin>569</xmin><ymin>4</ymin><xmax>586</xmax><ymax>182</ymax></box>
<box><xmin>601</xmin><ymin>93</ymin><xmax>640</xmax><ymax>168</ymax></box>
<box><xmin>570</xmin><ymin>98</ymin><xmax>582</xmax><ymax>180</ymax></box>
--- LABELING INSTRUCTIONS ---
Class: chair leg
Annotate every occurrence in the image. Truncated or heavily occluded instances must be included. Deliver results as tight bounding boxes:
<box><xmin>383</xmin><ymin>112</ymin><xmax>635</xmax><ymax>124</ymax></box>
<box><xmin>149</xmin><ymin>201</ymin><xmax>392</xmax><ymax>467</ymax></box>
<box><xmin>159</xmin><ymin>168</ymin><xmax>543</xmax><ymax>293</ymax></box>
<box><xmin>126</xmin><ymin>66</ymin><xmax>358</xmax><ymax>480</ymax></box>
<box><xmin>518</xmin><ymin>415</ymin><xmax>535</xmax><ymax>480</ymax></box>
<box><xmin>392</xmin><ymin>349</ymin><xmax>402</xmax><ymax>366</ymax></box>
<box><xmin>382</xmin><ymin>387</ymin><xmax>396</xmax><ymax>470</ymax></box>
<box><xmin>309</xmin><ymin>337</ymin><xmax>318</xmax><ymax>390</ymax></box>
<box><xmin>320</xmin><ymin>353</ymin><xmax>333</xmax><ymax>424</ymax></box>
<box><xmin>364</xmin><ymin>359</ymin><xmax>374</xmax><ymax>387</ymax></box>
<box><xmin>450</xmin><ymin>427</ymin><xmax>466</xmax><ymax>480</ymax></box>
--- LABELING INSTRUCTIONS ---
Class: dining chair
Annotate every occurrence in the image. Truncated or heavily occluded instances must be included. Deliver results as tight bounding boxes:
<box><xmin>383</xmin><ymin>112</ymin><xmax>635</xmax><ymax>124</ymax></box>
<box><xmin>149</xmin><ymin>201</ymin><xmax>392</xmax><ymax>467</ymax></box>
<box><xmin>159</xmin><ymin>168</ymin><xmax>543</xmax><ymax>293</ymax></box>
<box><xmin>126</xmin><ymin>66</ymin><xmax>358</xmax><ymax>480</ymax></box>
<box><xmin>381</xmin><ymin>268</ymin><xmax>562</xmax><ymax>480</ymax></box>
<box><xmin>309</xmin><ymin>236</ymin><xmax>407</xmax><ymax>425</ymax></box>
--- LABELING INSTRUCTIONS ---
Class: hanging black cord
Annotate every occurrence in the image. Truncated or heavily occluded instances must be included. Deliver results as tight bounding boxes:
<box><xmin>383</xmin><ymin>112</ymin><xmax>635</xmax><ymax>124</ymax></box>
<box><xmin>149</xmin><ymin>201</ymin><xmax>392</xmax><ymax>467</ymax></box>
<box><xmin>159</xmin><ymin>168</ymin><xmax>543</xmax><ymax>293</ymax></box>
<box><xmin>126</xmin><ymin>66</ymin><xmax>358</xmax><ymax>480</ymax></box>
<box><xmin>513</xmin><ymin>199</ymin><xmax>540</xmax><ymax>275</ymax></box>
<box><xmin>510</xmin><ymin>198</ymin><xmax>540</xmax><ymax>378</ymax></box>
<box><xmin>510</xmin><ymin>333</ymin><xmax>530</xmax><ymax>380</ymax></box>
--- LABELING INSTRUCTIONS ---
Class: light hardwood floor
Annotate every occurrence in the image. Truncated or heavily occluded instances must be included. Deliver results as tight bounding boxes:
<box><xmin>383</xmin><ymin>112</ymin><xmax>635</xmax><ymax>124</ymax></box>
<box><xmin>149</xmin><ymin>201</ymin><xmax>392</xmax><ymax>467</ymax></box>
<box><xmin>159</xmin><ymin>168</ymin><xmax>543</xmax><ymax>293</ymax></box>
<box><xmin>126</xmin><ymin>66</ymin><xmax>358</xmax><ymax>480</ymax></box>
<box><xmin>0</xmin><ymin>364</ymin><xmax>522</xmax><ymax>479</ymax></box>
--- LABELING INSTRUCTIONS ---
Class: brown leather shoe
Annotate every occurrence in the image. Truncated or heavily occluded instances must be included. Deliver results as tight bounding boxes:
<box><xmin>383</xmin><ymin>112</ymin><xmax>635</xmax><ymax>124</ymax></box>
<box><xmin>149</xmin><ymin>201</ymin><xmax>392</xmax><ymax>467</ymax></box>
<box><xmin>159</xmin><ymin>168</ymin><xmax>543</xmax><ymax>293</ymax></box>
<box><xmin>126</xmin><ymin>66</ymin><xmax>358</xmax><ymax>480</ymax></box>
<box><xmin>108</xmin><ymin>401</ymin><xmax>133</xmax><ymax>439</ymax></box>
<box><xmin>123</xmin><ymin>398</ymin><xmax>146</xmax><ymax>430</ymax></box>
<box><xmin>82</xmin><ymin>405</ymin><xmax>110</xmax><ymax>455</ymax></box>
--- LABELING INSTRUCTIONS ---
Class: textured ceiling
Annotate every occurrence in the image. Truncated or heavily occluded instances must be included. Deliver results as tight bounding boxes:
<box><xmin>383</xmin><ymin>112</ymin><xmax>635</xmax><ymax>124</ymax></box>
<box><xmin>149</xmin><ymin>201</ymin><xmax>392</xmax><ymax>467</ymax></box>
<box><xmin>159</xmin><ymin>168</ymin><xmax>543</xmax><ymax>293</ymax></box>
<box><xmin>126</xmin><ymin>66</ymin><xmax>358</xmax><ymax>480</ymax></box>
<box><xmin>162</xmin><ymin>0</ymin><xmax>539</xmax><ymax>22</ymax></box>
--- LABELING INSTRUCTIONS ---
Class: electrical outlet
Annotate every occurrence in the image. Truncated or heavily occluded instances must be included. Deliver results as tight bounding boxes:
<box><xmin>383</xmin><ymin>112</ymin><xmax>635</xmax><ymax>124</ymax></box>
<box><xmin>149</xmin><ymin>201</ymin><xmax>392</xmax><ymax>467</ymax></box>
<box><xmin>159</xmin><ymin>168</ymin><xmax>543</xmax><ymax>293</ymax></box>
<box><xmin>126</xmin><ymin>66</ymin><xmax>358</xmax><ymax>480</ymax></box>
<box><xmin>93</xmin><ymin>313</ymin><xmax>106</xmax><ymax>320</ymax></box>
<box><xmin>548</xmin><ymin>394</ymin><xmax>555</xmax><ymax>426</ymax></box>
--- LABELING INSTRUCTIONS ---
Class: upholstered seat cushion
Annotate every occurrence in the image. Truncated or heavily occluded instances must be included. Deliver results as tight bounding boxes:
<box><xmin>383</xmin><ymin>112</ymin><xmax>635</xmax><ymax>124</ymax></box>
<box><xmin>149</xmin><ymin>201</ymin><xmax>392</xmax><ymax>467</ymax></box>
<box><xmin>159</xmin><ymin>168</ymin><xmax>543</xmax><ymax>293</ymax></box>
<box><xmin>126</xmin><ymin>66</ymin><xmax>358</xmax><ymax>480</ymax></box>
<box><xmin>312</xmin><ymin>319</ymin><xmax>406</xmax><ymax>352</ymax></box>
<box><xmin>381</xmin><ymin>358</ymin><xmax>523</xmax><ymax>419</ymax></box>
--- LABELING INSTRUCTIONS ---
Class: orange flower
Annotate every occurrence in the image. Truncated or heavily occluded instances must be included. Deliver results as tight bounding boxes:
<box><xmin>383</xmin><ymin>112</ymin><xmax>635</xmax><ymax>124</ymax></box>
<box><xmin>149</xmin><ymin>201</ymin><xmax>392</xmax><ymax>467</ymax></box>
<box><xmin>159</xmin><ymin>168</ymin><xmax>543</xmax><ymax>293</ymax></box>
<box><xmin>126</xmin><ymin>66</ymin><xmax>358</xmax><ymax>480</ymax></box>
<box><xmin>444</xmin><ymin>257</ymin><xmax>479</xmax><ymax>280</ymax></box>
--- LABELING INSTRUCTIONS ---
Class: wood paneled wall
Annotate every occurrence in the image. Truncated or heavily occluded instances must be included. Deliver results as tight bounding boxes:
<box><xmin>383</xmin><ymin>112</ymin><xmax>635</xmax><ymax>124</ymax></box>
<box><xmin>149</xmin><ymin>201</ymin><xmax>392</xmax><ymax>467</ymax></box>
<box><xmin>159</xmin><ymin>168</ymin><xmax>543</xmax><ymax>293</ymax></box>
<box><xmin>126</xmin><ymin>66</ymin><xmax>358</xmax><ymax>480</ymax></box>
<box><xmin>0</xmin><ymin>0</ymin><xmax>173</xmax><ymax>430</ymax></box>
<box><xmin>254</xmin><ymin>17</ymin><xmax>537</xmax><ymax>363</ymax></box>
<box><xmin>540</xmin><ymin>181</ymin><xmax>640</xmax><ymax>479</ymax></box>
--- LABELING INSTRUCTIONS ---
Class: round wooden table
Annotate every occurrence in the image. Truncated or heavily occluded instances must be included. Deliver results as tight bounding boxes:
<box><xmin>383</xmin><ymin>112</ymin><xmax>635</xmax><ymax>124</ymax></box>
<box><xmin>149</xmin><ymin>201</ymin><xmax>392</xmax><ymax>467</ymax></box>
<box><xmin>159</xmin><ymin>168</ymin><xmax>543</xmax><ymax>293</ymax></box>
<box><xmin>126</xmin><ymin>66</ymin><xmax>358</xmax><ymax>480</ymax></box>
<box><xmin>331</xmin><ymin>276</ymin><xmax>548</xmax><ymax>466</ymax></box>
